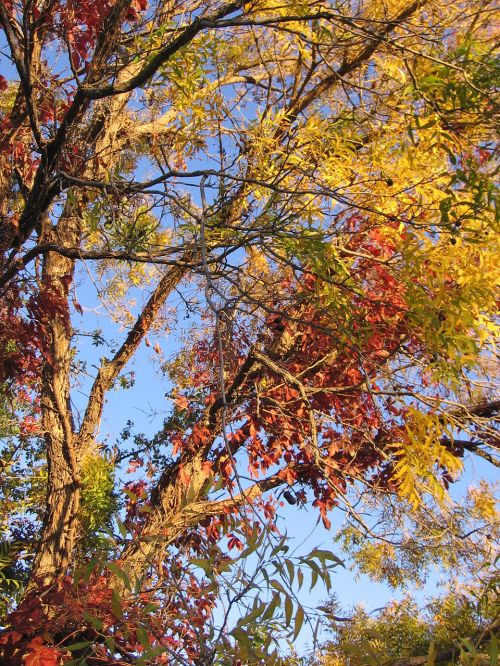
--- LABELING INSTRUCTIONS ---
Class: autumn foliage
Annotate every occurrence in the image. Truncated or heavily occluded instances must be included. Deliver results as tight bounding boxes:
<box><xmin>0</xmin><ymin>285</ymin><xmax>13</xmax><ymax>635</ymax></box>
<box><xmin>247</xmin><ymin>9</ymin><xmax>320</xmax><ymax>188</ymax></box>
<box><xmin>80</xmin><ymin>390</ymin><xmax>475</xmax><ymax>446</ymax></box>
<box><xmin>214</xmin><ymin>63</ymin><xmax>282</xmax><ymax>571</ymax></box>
<box><xmin>0</xmin><ymin>0</ymin><xmax>498</xmax><ymax>663</ymax></box>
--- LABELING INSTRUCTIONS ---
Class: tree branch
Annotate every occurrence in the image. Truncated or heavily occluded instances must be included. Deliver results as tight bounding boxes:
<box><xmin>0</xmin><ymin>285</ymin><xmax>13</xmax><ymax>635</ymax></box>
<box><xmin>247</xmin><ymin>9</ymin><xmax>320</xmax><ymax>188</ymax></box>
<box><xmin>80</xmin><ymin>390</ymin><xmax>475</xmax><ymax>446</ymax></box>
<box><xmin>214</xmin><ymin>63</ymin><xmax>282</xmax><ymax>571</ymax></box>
<box><xmin>450</xmin><ymin>399</ymin><xmax>500</xmax><ymax>421</ymax></box>
<box><xmin>77</xmin><ymin>255</ymin><xmax>196</xmax><ymax>448</ymax></box>
<box><xmin>0</xmin><ymin>244</ymin><xmax>194</xmax><ymax>292</ymax></box>
<box><xmin>80</xmin><ymin>1</ymin><xmax>244</xmax><ymax>100</ymax></box>
<box><xmin>171</xmin><ymin>473</ymin><xmax>285</xmax><ymax>536</ymax></box>
<box><xmin>293</xmin><ymin>0</ymin><xmax>428</xmax><ymax>117</ymax></box>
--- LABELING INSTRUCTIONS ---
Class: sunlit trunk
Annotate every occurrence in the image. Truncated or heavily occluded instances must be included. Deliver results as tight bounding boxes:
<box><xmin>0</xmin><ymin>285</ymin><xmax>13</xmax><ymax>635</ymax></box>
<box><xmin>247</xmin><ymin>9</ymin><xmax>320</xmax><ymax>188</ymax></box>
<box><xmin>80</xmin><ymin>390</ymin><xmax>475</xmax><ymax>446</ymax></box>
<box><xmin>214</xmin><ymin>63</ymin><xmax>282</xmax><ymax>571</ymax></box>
<box><xmin>30</xmin><ymin>211</ymin><xmax>81</xmax><ymax>584</ymax></box>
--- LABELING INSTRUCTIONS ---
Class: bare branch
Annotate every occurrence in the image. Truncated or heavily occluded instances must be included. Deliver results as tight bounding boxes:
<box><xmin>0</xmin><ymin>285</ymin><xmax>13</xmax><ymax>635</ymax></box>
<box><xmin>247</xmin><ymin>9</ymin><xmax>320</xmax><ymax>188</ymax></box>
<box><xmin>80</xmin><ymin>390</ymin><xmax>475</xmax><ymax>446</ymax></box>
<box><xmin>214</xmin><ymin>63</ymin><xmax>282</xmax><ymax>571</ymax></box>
<box><xmin>77</xmin><ymin>255</ymin><xmax>196</xmax><ymax>448</ymax></box>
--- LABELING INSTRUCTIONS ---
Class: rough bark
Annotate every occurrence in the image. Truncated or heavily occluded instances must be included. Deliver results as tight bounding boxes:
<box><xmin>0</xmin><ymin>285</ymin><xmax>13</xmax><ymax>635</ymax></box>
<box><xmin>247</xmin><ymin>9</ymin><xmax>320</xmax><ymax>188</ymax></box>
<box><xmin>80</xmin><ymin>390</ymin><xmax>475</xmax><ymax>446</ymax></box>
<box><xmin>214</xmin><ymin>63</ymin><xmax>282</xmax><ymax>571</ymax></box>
<box><xmin>32</xmin><ymin>209</ymin><xmax>81</xmax><ymax>583</ymax></box>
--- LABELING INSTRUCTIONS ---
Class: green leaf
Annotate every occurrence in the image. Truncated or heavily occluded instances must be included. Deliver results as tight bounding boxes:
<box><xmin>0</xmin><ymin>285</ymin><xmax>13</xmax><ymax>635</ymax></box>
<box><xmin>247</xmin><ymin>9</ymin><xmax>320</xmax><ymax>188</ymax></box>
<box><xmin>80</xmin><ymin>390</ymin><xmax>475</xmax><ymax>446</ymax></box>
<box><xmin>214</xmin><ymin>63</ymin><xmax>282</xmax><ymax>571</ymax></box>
<box><xmin>293</xmin><ymin>604</ymin><xmax>304</xmax><ymax>640</ymax></box>
<box><xmin>270</xmin><ymin>579</ymin><xmax>286</xmax><ymax>594</ymax></box>
<box><xmin>231</xmin><ymin>627</ymin><xmax>253</xmax><ymax>657</ymax></box>
<box><xmin>239</xmin><ymin>527</ymin><xmax>263</xmax><ymax>559</ymax></box>
<box><xmin>310</xmin><ymin>568</ymin><xmax>319</xmax><ymax>591</ymax></box>
<box><xmin>297</xmin><ymin>568</ymin><xmax>304</xmax><ymax>590</ymax></box>
<box><xmin>105</xmin><ymin>636</ymin><xmax>116</xmax><ymax>653</ymax></box>
<box><xmin>137</xmin><ymin>646</ymin><xmax>169</xmax><ymax>664</ymax></box>
<box><xmin>106</xmin><ymin>561</ymin><xmax>131</xmax><ymax>590</ymax></box>
<box><xmin>115</xmin><ymin>517</ymin><xmax>128</xmax><ymax>540</ymax></box>
<box><xmin>111</xmin><ymin>588</ymin><xmax>123</xmax><ymax>619</ymax></box>
<box><xmin>285</xmin><ymin>595</ymin><xmax>293</xmax><ymax>627</ymax></box>
<box><xmin>189</xmin><ymin>558</ymin><xmax>212</xmax><ymax>575</ymax></box>
<box><xmin>308</xmin><ymin>548</ymin><xmax>344</xmax><ymax>567</ymax></box>
<box><xmin>489</xmin><ymin>635</ymin><xmax>498</xmax><ymax>666</ymax></box>
<box><xmin>64</xmin><ymin>641</ymin><xmax>91</xmax><ymax>652</ymax></box>
<box><xmin>136</xmin><ymin>625</ymin><xmax>150</xmax><ymax>648</ymax></box>
<box><xmin>284</xmin><ymin>558</ymin><xmax>295</xmax><ymax>584</ymax></box>
<box><xmin>262</xmin><ymin>592</ymin><xmax>281</xmax><ymax>621</ymax></box>
<box><xmin>237</xmin><ymin>600</ymin><xmax>266</xmax><ymax>627</ymax></box>
<box><xmin>75</xmin><ymin>558</ymin><xmax>100</xmax><ymax>585</ymax></box>
<box><xmin>304</xmin><ymin>558</ymin><xmax>323</xmax><ymax>579</ymax></box>
<box><xmin>271</xmin><ymin>538</ymin><xmax>289</xmax><ymax>558</ymax></box>
<box><xmin>463</xmin><ymin>638</ymin><xmax>476</xmax><ymax>652</ymax></box>
<box><xmin>82</xmin><ymin>611</ymin><xmax>104</xmax><ymax>631</ymax></box>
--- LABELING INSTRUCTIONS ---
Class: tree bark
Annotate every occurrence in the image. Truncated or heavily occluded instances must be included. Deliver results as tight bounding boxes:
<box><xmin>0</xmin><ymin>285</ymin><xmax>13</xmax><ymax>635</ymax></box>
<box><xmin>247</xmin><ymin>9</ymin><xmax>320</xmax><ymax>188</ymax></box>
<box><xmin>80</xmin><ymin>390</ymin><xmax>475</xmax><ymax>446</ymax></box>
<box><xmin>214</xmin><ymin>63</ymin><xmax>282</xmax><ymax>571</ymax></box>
<box><xmin>31</xmin><ymin>210</ymin><xmax>81</xmax><ymax>584</ymax></box>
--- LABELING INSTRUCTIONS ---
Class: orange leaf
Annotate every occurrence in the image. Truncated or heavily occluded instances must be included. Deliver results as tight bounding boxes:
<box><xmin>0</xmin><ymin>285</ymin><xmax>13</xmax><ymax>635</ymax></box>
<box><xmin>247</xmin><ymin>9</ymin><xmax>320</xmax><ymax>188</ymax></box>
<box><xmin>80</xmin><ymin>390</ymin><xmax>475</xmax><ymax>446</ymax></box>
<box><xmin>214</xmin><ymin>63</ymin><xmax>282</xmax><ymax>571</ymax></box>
<box><xmin>321</xmin><ymin>514</ymin><xmax>332</xmax><ymax>530</ymax></box>
<box><xmin>178</xmin><ymin>464</ymin><xmax>191</xmax><ymax>487</ymax></box>
<box><xmin>24</xmin><ymin>637</ymin><xmax>62</xmax><ymax>666</ymax></box>
<box><xmin>175</xmin><ymin>395</ymin><xmax>189</xmax><ymax>410</ymax></box>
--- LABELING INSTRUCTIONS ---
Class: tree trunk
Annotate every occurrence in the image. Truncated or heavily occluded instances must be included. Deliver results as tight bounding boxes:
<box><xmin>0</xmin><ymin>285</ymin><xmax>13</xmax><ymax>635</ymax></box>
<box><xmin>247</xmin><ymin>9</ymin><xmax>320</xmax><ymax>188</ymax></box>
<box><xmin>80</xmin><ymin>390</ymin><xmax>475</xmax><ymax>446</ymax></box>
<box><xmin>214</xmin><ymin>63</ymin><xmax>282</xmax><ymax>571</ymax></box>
<box><xmin>28</xmin><ymin>73</ymin><xmax>140</xmax><ymax>585</ymax></box>
<box><xmin>31</xmin><ymin>211</ymin><xmax>81</xmax><ymax>584</ymax></box>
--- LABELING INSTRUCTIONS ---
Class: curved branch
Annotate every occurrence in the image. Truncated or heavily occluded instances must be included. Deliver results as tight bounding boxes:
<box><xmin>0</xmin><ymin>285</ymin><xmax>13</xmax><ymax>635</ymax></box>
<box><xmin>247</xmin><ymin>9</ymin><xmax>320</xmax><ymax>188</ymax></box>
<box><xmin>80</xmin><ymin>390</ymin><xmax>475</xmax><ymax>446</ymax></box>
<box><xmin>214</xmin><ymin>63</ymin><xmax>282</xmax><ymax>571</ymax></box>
<box><xmin>292</xmin><ymin>0</ymin><xmax>429</xmax><ymax>117</ymax></box>
<box><xmin>80</xmin><ymin>1</ymin><xmax>244</xmax><ymax>100</ymax></box>
<box><xmin>450</xmin><ymin>399</ymin><xmax>500</xmax><ymax>421</ymax></box>
<box><xmin>77</xmin><ymin>253</ymin><xmax>196</xmax><ymax>448</ymax></box>
<box><xmin>0</xmin><ymin>244</ymin><xmax>195</xmax><ymax>292</ymax></box>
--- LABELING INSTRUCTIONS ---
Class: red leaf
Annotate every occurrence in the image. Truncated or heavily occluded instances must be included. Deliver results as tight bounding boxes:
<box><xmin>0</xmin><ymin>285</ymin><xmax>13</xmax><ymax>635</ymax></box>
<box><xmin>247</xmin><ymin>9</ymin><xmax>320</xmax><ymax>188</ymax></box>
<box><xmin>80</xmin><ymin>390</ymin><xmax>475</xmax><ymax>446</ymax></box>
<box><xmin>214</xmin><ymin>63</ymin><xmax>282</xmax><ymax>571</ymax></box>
<box><xmin>321</xmin><ymin>514</ymin><xmax>332</xmax><ymax>530</ymax></box>
<box><xmin>72</xmin><ymin>297</ymin><xmax>83</xmax><ymax>315</ymax></box>
<box><xmin>126</xmin><ymin>458</ymin><xmax>143</xmax><ymax>474</ymax></box>
<box><xmin>24</xmin><ymin>637</ymin><xmax>62</xmax><ymax>666</ymax></box>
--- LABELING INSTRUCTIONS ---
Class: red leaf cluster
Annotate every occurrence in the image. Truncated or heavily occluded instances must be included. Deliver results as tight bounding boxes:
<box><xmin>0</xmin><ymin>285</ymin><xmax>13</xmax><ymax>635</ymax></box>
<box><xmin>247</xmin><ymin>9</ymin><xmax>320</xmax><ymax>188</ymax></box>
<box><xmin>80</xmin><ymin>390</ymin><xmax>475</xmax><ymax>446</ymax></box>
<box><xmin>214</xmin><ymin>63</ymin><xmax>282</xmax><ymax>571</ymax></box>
<box><xmin>172</xmin><ymin>216</ymin><xmax>426</xmax><ymax>530</ymax></box>
<box><xmin>0</xmin><ymin>567</ymin><xmax>215</xmax><ymax>664</ymax></box>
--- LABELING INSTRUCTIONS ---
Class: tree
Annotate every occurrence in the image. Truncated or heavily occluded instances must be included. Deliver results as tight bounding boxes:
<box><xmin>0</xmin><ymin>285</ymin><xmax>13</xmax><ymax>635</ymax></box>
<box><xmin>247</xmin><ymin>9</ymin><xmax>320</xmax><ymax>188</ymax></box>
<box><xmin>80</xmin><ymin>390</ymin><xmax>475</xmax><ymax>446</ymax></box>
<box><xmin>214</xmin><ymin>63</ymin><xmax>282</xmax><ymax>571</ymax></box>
<box><xmin>310</xmin><ymin>581</ymin><xmax>499</xmax><ymax>666</ymax></box>
<box><xmin>0</xmin><ymin>0</ymin><xmax>498</xmax><ymax>662</ymax></box>
<box><xmin>309</xmin><ymin>483</ymin><xmax>500</xmax><ymax>665</ymax></box>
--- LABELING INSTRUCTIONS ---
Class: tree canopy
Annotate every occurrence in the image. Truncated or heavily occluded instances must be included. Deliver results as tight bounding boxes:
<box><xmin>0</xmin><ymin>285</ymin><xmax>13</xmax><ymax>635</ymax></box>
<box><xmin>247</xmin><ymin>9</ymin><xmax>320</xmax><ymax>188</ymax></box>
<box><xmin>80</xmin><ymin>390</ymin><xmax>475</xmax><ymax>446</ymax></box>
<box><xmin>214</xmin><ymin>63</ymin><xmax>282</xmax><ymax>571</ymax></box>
<box><xmin>310</xmin><ymin>576</ymin><xmax>499</xmax><ymax>666</ymax></box>
<box><xmin>307</xmin><ymin>481</ymin><xmax>499</xmax><ymax>666</ymax></box>
<box><xmin>0</xmin><ymin>0</ymin><xmax>498</xmax><ymax>663</ymax></box>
